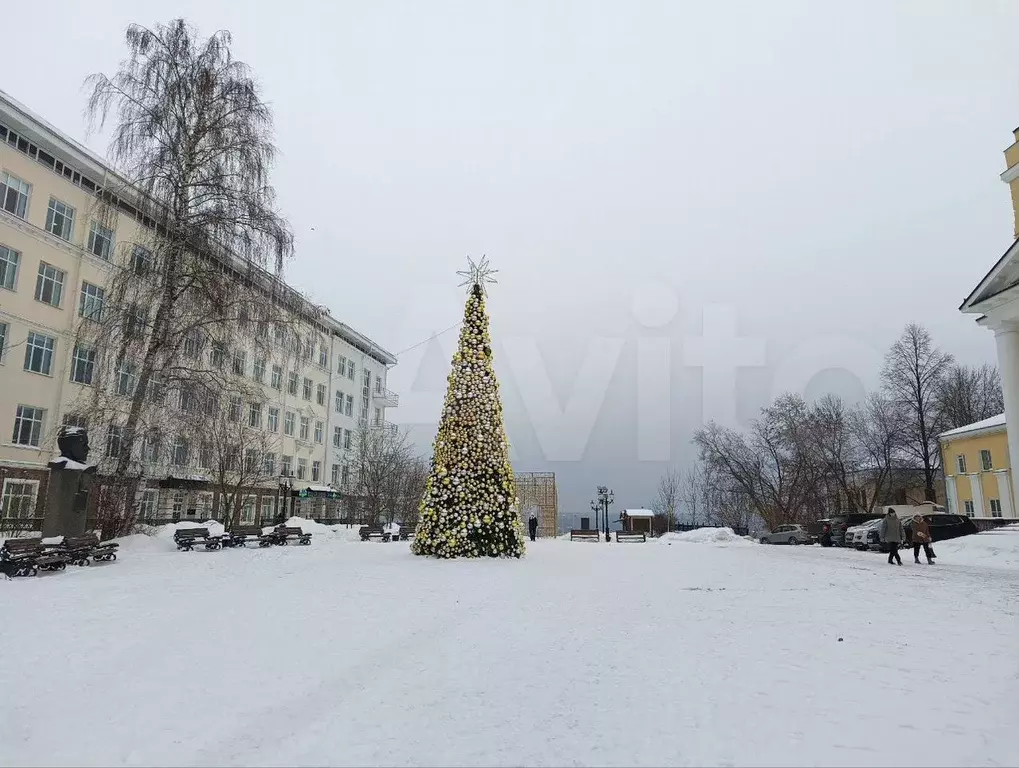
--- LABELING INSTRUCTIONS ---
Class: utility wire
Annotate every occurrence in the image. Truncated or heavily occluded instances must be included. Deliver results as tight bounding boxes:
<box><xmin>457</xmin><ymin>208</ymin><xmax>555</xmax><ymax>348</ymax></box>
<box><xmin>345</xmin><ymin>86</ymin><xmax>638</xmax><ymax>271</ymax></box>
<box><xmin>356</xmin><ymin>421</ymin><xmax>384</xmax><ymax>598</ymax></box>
<box><xmin>393</xmin><ymin>321</ymin><xmax>462</xmax><ymax>359</ymax></box>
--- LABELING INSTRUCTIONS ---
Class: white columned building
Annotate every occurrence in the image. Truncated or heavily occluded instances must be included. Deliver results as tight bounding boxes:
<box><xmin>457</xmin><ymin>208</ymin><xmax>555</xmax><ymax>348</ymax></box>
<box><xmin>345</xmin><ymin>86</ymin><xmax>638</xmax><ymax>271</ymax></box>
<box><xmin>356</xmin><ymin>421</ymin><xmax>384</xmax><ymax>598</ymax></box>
<box><xmin>961</xmin><ymin>238</ymin><xmax>1019</xmax><ymax>510</ymax></box>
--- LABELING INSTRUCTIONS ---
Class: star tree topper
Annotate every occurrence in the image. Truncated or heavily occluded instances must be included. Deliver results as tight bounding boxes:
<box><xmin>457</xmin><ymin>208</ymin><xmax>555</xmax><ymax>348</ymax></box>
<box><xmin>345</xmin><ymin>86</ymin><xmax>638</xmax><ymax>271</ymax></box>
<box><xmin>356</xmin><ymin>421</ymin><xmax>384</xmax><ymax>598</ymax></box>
<box><xmin>457</xmin><ymin>255</ymin><xmax>499</xmax><ymax>295</ymax></box>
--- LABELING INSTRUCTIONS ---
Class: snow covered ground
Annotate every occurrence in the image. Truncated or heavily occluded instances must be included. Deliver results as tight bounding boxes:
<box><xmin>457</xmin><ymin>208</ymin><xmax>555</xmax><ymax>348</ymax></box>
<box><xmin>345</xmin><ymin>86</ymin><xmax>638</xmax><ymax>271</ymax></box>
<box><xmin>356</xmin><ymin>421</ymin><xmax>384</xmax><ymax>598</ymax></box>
<box><xmin>2</xmin><ymin>524</ymin><xmax>1018</xmax><ymax>767</ymax></box>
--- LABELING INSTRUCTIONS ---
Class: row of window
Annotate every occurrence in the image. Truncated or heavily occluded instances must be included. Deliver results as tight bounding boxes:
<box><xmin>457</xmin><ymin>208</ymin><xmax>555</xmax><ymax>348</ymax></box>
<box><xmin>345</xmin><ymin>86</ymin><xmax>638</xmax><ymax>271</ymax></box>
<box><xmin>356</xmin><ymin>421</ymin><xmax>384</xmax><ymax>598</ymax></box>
<box><xmin>2</xmin><ymin>171</ymin><xmax>122</xmax><ymax>260</ymax></box>
<box><xmin>2</xmin><ymin>131</ymin><xmax>386</xmax><ymax>378</ymax></box>
<box><xmin>1</xmin><ymin>469</ymin><xmax>356</xmax><ymax>523</ymax></box>
<box><xmin>0</xmin><ymin>244</ymin><xmax>114</xmax><ymax>314</ymax></box>
<box><xmin>337</xmin><ymin>354</ymin><xmax>355</xmax><ymax>380</ymax></box>
<box><xmin>961</xmin><ymin>498</ymin><xmax>1005</xmax><ymax>518</ymax></box>
<box><xmin>955</xmin><ymin>450</ymin><xmax>995</xmax><ymax>474</ymax></box>
<box><xmin>10</xmin><ymin>398</ymin><xmax>358</xmax><ymax>459</ymax></box>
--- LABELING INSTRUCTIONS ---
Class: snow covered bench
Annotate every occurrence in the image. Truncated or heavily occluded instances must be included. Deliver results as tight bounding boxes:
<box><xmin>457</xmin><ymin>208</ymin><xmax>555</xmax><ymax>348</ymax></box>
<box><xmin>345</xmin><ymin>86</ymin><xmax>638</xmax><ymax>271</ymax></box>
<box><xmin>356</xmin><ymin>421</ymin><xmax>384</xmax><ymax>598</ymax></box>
<box><xmin>174</xmin><ymin>528</ymin><xmax>223</xmax><ymax>552</ymax></box>
<box><xmin>225</xmin><ymin>526</ymin><xmax>273</xmax><ymax>548</ymax></box>
<box><xmin>570</xmin><ymin>529</ymin><xmax>600</xmax><ymax>542</ymax></box>
<box><xmin>272</xmin><ymin>525</ymin><xmax>311</xmax><ymax>546</ymax></box>
<box><xmin>615</xmin><ymin>531</ymin><xmax>647</xmax><ymax>543</ymax></box>
<box><xmin>393</xmin><ymin>526</ymin><xmax>414</xmax><ymax>541</ymax></box>
<box><xmin>1</xmin><ymin>538</ymin><xmax>70</xmax><ymax>576</ymax></box>
<box><xmin>63</xmin><ymin>533</ymin><xmax>119</xmax><ymax>564</ymax></box>
<box><xmin>359</xmin><ymin>526</ymin><xmax>390</xmax><ymax>542</ymax></box>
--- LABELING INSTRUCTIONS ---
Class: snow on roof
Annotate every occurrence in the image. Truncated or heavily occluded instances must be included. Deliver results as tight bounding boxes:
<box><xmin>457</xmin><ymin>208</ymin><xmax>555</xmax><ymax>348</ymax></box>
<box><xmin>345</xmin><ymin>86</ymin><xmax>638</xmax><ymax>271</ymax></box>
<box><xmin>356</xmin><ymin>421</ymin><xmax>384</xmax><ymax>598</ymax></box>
<box><xmin>939</xmin><ymin>413</ymin><xmax>1006</xmax><ymax>440</ymax></box>
<box><xmin>622</xmin><ymin>509</ymin><xmax>655</xmax><ymax>518</ymax></box>
<box><xmin>306</xmin><ymin>485</ymin><xmax>335</xmax><ymax>494</ymax></box>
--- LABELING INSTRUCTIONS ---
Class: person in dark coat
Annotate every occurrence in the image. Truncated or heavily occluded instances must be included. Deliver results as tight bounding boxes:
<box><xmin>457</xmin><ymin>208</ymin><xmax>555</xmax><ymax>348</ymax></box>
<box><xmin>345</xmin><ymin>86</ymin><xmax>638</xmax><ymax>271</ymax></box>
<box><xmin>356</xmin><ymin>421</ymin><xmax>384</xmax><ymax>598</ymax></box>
<box><xmin>879</xmin><ymin>509</ymin><xmax>904</xmax><ymax>565</ymax></box>
<box><xmin>528</xmin><ymin>511</ymin><xmax>538</xmax><ymax>542</ymax></box>
<box><xmin>911</xmin><ymin>514</ymin><xmax>936</xmax><ymax>564</ymax></box>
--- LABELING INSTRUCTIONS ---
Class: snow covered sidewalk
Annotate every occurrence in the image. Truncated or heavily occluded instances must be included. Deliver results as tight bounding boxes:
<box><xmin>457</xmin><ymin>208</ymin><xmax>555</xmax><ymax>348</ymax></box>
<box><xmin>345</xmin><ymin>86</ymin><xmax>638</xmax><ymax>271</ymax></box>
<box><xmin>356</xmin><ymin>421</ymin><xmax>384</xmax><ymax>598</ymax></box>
<box><xmin>1</xmin><ymin>528</ymin><xmax>1017</xmax><ymax>766</ymax></box>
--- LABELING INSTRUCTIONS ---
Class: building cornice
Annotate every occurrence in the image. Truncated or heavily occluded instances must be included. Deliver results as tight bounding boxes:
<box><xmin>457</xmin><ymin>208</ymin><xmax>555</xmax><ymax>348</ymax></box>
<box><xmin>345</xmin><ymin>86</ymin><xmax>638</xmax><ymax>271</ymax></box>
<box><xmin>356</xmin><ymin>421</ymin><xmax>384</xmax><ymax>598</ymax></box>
<box><xmin>1003</xmin><ymin>163</ymin><xmax>1019</xmax><ymax>184</ymax></box>
<box><xmin>938</xmin><ymin>424</ymin><xmax>1007</xmax><ymax>443</ymax></box>
<box><xmin>960</xmin><ymin>237</ymin><xmax>1019</xmax><ymax>313</ymax></box>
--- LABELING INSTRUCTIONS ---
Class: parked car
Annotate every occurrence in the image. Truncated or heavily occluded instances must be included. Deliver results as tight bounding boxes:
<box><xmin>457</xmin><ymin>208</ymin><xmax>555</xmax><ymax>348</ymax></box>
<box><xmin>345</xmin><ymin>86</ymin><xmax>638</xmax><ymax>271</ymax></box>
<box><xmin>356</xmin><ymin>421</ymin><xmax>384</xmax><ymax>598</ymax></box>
<box><xmin>903</xmin><ymin>513</ymin><xmax>977</xmax><ymax>545</ymax></box>
<box><xmin>819</xmin><ymin>512</ymin><xmax>884</xmax><ymax>547</ymax></box>
<box><xmin>759</xmin><ymin>524</ymin><xmax>813</xmax><ymax>545</ymax></box>
<box><xmin>847</xmin><ymin>519</ymin><xmax>883</xmax><ymax>550</ymax></box>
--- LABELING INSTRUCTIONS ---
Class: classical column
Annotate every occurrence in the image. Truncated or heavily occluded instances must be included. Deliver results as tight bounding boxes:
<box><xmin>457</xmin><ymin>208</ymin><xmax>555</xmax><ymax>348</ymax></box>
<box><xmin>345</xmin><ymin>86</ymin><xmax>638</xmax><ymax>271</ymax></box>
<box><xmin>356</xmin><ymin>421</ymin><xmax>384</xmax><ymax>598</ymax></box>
<box><xmin>945</xmin><ymin>475</ymin><xmax>959</xmax><ymax>516</ymax></box>
<box><xmin>995</xmin><ymin>471</ymin><xmax>1014</xmax><ymax>518</ymax></box>
<box><xmin>993</xmin><ymin>325</ymin><xmax>1019</xmax><ymax>512</ymax></box>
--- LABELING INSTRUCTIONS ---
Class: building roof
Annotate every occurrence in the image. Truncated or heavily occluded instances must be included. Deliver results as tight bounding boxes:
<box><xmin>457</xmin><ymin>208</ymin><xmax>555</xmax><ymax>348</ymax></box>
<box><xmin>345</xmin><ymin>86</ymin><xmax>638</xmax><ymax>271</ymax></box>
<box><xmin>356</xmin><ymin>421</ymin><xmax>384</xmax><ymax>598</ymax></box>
<box><xmin>0</xmin><ymin>87</ymin><xmax>396</xmax><ymax>368</ymax></box>
<box><xmin>621</xmin><ymin>509</ymin><xmax>655</xmax><ymax>518</ymax></box>
<box><xmin>938</xmin><ymin>413</ymin><xmax>1006</xmax><ymax>440</ymax></box>
<box><xmin>960</xmin><ymin>237</ymin><xmax>1019</xmax><ymax>314</ymax></box>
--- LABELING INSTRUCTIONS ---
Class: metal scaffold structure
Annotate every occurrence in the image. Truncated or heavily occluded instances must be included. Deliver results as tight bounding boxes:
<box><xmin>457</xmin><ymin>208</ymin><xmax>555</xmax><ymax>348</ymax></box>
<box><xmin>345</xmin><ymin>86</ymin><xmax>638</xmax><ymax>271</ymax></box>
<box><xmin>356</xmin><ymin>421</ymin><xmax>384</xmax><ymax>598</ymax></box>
<box><xmin>514</xmin><ymin>471</ymin><xmax>558</xmax><ymax>538</ymax></box>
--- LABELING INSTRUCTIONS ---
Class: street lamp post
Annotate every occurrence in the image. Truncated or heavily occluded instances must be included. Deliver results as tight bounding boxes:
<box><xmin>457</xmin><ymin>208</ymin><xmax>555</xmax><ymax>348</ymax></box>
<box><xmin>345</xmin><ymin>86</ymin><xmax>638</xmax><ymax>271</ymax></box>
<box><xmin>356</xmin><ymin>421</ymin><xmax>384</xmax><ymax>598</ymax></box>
<box><xmin>589</xmin><ymin>498</ymin><xmax>600</xmax><ymax>535</ymax></box>
<box><xmin>277</xmin><ymin>474</ymin><xmax>292</xmax><ymax>525</ymax></box>
<box><xmin>595</xmin><ymin>485</ymin><xmax>614</xmax><ymax>543</ymax></box>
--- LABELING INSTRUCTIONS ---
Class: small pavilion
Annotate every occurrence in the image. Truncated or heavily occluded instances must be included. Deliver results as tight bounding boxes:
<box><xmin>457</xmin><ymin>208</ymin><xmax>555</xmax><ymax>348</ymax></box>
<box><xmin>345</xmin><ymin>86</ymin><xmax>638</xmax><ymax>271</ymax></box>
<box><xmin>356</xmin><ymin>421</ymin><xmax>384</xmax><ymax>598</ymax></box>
<box><xmin>619</xmin><ymin>508</ymin><xmax>655</xmax><ymax>534</ymax></box>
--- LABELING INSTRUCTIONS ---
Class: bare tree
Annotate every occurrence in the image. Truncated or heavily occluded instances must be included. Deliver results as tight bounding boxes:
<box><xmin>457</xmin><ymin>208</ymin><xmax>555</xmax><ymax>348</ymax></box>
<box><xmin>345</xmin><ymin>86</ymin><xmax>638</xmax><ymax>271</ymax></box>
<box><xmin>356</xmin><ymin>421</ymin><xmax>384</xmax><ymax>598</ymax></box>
<box><xmin>694</xmin><ymin>394</ymin><xmax>823</xmax><ymax>530</ymax></box>
<box><xmin>652</xmin><ymin>467</ymin><xmax>681</xmax><ymax>531</ymax></box>
<box><xmin>392</xmin><ymin>457</ymin><xmax>428</xmax><ymax>527</ymax></box>
<box><xmin>937</xmin><ymin>363</ymin><xmax>1003</xmax><ymax>430</ymax></box>
<box><xmin>803</xmin><ymin>394</ymin><xmax>858</xmax><ymax>513</ymax></box>
<box><xmin>75</xmin><ymin>20</ymin><xmax>295</xmax><ymax>534</ymax></box>
<box><xmin>202</xmin><ymin>398</ymin><xmax>282</xmax><ymax>529</ymax></box>
<box><xmin>677</xmin><ymin>464</ymin><xmax>711</xmax><ymax>526</ymax></box>
<box><xmin>848</xmin><ymin>393</ymin><xmax>905</xmax><ymax>511</ymax></box>
<box><xmin>350</xmin><ymin>427</ymin><xmax>415</xmax><ymax>525</ymax></box>
<box><xmin>881</xmin><ymin>324</ymin><xmax>952</xmax><ymax>502</ymax></box>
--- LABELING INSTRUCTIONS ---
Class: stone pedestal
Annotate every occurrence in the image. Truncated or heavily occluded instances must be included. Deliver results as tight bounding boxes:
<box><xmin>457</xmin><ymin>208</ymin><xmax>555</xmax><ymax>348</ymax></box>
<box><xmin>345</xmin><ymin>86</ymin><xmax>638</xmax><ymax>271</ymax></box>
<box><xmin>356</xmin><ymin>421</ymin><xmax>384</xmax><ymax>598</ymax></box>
<box><xmin>41</xmin><ymin>464</ymin><xmax>92</xmax><ymax>537</ymax></box>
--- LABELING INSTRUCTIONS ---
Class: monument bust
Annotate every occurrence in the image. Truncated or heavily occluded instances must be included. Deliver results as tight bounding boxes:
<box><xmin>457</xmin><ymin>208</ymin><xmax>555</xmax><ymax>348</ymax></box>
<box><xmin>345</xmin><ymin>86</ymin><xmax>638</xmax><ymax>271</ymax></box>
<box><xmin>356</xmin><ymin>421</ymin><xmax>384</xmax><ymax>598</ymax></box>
<box><xmin>57</xmin><ymin>426</ymin><xmax>89</xmax><ymax>464</ymax></box>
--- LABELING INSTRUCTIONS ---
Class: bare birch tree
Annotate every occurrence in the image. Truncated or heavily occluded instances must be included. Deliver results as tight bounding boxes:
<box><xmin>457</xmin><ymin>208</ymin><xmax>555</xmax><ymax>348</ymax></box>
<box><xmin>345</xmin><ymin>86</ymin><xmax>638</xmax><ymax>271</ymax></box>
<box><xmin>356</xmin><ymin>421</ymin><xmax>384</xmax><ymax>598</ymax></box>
<box><xmin>72</xmin><ymin>20</ymin><xmax>296</xmax><ymax>534</ymax></box>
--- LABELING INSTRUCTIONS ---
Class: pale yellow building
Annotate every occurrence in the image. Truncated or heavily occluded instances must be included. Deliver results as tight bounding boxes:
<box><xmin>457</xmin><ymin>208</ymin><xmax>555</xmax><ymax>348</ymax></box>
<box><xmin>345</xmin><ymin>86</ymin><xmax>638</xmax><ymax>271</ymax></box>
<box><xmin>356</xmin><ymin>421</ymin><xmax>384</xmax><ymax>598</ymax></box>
<box><xmin>939</xmin><ymin>414</ymin><xmax>1013</xmax><ymax>519</ymax></box>
<box><xmin>0</xmin><ymin>89</ymin><xmax>397</xmax><ymax>528</ymax></box>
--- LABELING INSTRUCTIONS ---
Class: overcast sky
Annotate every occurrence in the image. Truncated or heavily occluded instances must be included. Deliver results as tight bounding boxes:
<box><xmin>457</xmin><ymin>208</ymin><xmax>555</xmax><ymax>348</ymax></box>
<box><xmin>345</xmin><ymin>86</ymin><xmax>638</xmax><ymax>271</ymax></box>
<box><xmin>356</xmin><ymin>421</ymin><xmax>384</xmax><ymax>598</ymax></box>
<box><xmin>5</xmin><ymin>0</ymin><xmax>1019</xmax><ymax>519</ymax></box>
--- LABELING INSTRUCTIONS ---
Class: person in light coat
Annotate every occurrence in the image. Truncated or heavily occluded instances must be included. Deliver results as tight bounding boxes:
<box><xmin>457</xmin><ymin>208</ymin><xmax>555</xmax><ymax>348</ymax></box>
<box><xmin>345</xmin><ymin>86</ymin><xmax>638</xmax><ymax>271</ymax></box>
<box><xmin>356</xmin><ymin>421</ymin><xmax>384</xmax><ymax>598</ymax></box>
<box><xmin>879</xmin><ymin>508</ymin><xmax>904</xmax><ymax>566</ymax></box>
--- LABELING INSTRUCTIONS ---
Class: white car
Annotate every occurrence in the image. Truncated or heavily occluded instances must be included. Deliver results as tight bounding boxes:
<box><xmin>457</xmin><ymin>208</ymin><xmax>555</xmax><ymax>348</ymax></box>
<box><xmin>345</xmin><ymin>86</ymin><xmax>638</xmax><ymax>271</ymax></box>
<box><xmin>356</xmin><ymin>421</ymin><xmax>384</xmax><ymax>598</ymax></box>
<box><xmin>847</xmin><ymin>519</ymin><xmax>883</xmax><ymax>550</ymax></box>
<box><xmin>759</xmin><ymin>524</ymin><xmax>813</xmax><ymax>545</ymax></box>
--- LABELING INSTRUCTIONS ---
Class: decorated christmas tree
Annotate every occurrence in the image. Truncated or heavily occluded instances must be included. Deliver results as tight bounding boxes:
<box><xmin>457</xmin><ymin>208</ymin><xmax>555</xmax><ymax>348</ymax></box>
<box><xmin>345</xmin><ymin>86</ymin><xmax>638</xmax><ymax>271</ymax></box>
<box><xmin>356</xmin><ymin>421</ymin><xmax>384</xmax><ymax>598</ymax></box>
<box><xmin>411</xmin><ymin>257</ymin><xmax>526</xmax><ymax>559</ymax></box>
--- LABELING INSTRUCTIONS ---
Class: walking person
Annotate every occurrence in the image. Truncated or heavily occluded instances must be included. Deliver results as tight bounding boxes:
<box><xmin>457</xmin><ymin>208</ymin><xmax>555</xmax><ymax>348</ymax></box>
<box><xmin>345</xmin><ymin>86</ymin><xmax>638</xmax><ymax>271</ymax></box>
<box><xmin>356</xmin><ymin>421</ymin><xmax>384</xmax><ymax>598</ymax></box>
<box><xmin>528</xmin><ymin>511</ymin><xmax>538</xmax><ymax>542</ymax></box>
<box><xmin>879</xmin><ymin>508</ymin><xmax>904</xmax><ymax>566</ymax></box>
<box><xmin>911</xmin><ymin>514</ymin><xmax>936</xmax><ymax>564</ymax></box>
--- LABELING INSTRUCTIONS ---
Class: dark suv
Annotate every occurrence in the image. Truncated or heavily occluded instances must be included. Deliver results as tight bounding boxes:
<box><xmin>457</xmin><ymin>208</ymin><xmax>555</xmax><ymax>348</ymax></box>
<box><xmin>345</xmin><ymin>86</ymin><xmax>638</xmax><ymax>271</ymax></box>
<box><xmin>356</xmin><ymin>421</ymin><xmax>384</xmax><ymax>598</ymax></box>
<box><xmin>903</xmin><ymin>513</ymin><xmax>977</xmax><ymax>545</ymax></box>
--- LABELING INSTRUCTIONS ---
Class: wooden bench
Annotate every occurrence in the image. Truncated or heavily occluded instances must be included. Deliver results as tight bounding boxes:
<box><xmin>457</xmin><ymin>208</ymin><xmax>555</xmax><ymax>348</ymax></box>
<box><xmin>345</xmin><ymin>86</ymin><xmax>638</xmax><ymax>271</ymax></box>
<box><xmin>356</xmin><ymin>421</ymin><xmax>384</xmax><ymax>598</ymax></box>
<box><xmin>394</xmin><ymin>526</ymin><xmax>414</xmax><ymax>541</ymax></box>
<box><xmin>615</xmin><ymin>531</ymin><xmax>647</xmax><ymax>543</ymax></box>
<box><xmin>570</xmin><ymin>529</ymin><xmax>601</xmax><ymax>542</ymax></box>
<box><xmin>225</xmin><ymin>525</ymin><xmax>273</xmax><ymax>548</ymax></box>
<box><xmin>359</xmin><ymin>526</ymin><xmax>390</xmax><ymax>542</ymax></box>
<box><xmin>272</xmin><ymin>525</ymin><xmax>312</xmax><ymax>546</ymax></box>
<box><xmin>173</xmin><ymin>528</ymin><xmax>223</xmax><ymax>551</ymax></box>
<box><xmin>63</xmin><ymin>533</ymin><xmax>119</xmax><ymax>565</ymax></box>
<box><xmin>0</xmin><ymin>537</ymin><xmax>70</xmax><ymax>576</ymax></box>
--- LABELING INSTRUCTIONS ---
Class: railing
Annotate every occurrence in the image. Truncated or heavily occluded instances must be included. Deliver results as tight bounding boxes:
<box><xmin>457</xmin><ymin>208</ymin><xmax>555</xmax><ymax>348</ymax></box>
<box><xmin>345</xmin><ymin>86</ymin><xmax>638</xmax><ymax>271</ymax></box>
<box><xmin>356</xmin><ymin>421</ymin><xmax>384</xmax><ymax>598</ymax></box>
<box><xmin>668</xmin><ymin>523</ymin><xmax>751</xmax><ymax>538</ymax></box>
<box><xmin>372</xmin><ymin>387</ymin><xmax>399</xmax><ymax>406</ymax></box>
